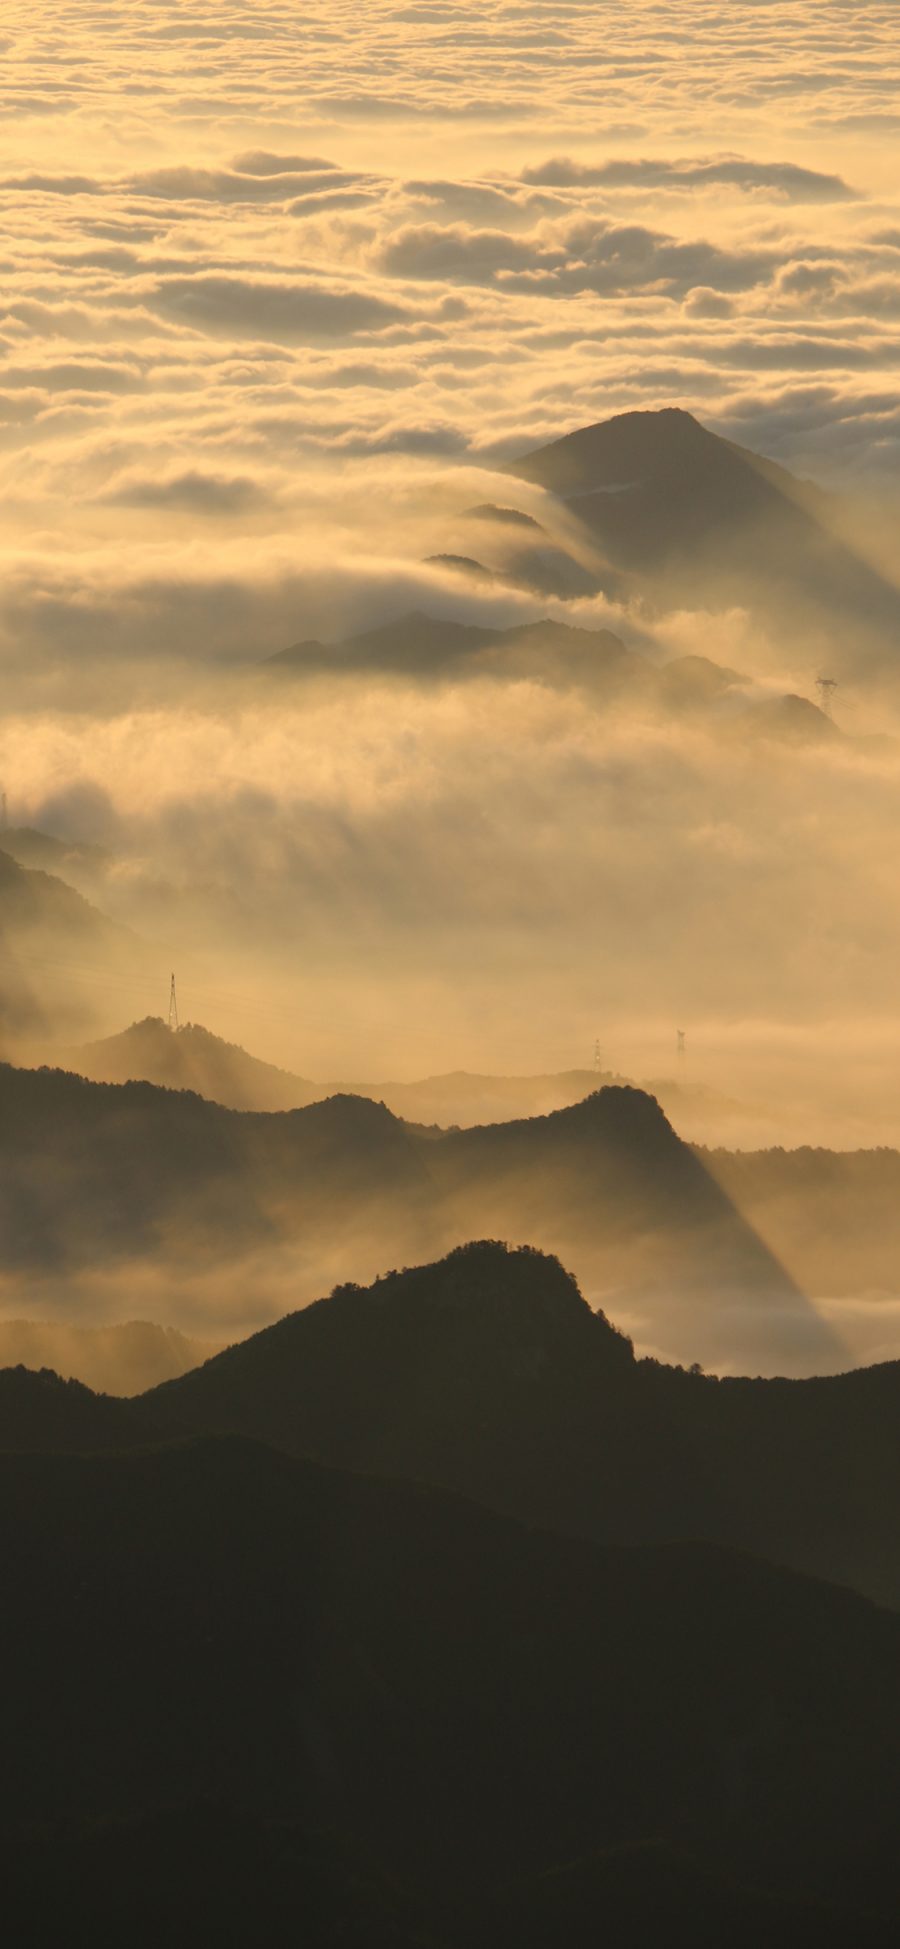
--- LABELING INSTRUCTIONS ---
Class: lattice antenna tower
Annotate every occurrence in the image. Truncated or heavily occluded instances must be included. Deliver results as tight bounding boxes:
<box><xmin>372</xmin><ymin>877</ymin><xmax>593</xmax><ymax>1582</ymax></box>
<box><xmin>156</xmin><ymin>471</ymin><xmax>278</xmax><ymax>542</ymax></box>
<box><xmin>815</xmin><ymin>676</ymin><xmax>838</xmax><ymax>719</ymax></box>
<box><xmin>676</xmin><ymin>1028</ymin><xmax>686</xmax><ymax>1062</ymax></box>
<box><xmin>0</xmin><ymin>790</ymin><xmax>6</xmax><ymax>831</ymax></box>
<box><xmin>593</xmin><ymin>1038</ymin><xmax>603</xmax><ymax>1074</ymax></box>
<box><xmin>168</xmin><ymin>973</ymin><xmax>179</xmax><ymax>1032</ymax></box>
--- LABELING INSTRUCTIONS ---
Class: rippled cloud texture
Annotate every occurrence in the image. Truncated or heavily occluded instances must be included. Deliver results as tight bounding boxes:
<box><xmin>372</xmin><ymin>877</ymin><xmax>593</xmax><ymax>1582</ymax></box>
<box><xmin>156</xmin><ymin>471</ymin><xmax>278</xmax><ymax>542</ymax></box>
<box><xmin>2</xmin><ymin>1</ymin><xmax>900</xmax><ymax>1124</ymax></box>
<box><xmin>1</xmin><ymin>0</ymin><xmax>899</xmax><ymax>578</ymax></box>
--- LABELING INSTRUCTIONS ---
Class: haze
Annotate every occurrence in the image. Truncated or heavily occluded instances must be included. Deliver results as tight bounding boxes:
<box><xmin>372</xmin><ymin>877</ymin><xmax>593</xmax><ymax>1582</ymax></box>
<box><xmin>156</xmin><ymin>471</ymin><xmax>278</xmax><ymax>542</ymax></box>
<box><xmin>1</xmin><ymin>3</ymin><xmax>900</xmax><ymax>1377</ymax></box>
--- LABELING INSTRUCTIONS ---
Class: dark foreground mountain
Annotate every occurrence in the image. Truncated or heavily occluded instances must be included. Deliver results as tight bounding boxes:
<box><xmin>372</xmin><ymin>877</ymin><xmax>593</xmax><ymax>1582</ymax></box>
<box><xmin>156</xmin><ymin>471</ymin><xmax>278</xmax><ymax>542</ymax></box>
<box><xmin>135</xmin><ymin>1242</ymin><xmax>900</xmax><ymax>1608</ymax></box>
<box><xmin>2</xmin><ymin>1430</ymin><xmax>899</xmax><ymax>1945</ymax></box>
<box><xmin>0</xmin><ymin>1065</ymin><xmax>825</xmax><ymax>1369</ymax></box>
<box><xmin>0</xmin><ymin>1364</ymin><xmax>155</xmax><ymax>1452</ymax></box>
<box><xmin>506</xmin><ymin>407</ymin><xmax>900</xmax><ymax>665</ymax></box>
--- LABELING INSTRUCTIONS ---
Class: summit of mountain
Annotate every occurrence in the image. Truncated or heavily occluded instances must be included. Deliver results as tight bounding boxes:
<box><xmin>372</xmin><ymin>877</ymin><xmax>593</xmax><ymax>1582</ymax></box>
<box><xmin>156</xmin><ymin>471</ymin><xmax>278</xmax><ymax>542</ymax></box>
<box><xmin>130</xmin><ymin>1236</ymin><xmax>900</xmax><ymax>1607</ymax></box>
<box><xmin>505</xmin><ymin>408</ymin><xmax>900</xmax><ymax>662</ymax></box>
<box><xmin>424</xmin><ymin>1084</ymin><xmax>829</xmax><ymax>1369</ymax></box>
<box><xmin>68</xmin><ymin>1014</ymin><xmax>318</xmax><ymax>1113</ymax></box>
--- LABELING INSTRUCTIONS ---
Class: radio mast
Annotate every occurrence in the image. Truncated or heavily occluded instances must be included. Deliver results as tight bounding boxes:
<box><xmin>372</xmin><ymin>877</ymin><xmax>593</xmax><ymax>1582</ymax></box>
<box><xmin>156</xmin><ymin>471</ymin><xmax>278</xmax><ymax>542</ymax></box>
<box><xmin>168</xmin><ymin>974</ymin><xmax>179</xmax><ymax>1032</ymax></box>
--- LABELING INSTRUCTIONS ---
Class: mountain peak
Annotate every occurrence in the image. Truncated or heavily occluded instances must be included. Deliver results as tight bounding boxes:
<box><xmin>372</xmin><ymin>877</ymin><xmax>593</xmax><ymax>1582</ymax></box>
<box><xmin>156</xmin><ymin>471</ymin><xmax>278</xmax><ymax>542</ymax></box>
<box><xmin>144</xmin><ymin>1242</ymin><xmax>635</xmax><ymax>1470</ymax></box>
<box><xmin>507</xmin><ymin>406</ymin><xmax>729</xmax><ymax>498</ymax></box>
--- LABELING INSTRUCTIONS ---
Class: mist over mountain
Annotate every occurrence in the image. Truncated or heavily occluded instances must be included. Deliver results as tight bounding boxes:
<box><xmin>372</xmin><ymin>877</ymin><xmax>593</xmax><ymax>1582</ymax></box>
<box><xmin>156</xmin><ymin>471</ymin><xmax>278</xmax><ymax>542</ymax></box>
<box><xmin>266</xmin><ymin>609</ymin><xmax>635</xmax><ymax>691</ymax></box>
<box><xmin>505</xmin><ymin>409</ymin><xmax>900</xmax><ymax>667</ymax></box>
<box><xmin>0</xmin><ymin>848</ymin><xmax>145</xmax><ymax>1042</ymax></box>
<box><xmin>704</xmin><ymin>1143</ymin><xmax>900</xmax><ymax>1317</ymax></box>
<box><xmin>5</xmin><ymin>6</ymin><xmax>900</xmax><ymax>1941</ymax></box>
<box><xmin>261</xmin><ymin>580</ymin><xmax>842</xmax><ymax>740</ymax></box>
<box><xmin>0</xmin><ymin>1319</ymin><xmax>216</xmax><ymax>1396</ymax></box>
<box><xmin>67</xmin><ymin>1015</ymin><xmax>319</xmax><ymax>1113</ymax></box>
<box><xmin>0</xmin><ymin>1065</ymin><xmax>826</xmax><ymax>1372</ymax></box>
<box><xmin>57</xmin><ymin>1010</ymin><xmax>769</xmax><ymax>1148</ymax></box>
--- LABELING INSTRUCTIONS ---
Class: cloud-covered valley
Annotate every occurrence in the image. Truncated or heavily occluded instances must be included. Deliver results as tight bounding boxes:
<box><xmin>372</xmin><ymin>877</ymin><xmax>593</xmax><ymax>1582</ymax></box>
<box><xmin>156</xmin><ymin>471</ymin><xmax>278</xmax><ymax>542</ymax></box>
<box><xmin>2</xmin><ymin>1</ymin><xmax>900</xmax><ymax>1147</ymax></box>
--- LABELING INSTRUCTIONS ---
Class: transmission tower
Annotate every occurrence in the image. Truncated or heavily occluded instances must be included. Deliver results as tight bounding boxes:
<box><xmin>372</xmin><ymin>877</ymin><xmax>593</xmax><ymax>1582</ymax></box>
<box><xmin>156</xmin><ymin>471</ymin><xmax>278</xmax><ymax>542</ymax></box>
<box><xmin>815</xmin><ymin>676</ymin><xmax>838</xmax><ymax>719</ymax></box>
<box><xmin>676</xmin><ymin>1028</ymin><xmax>686</xmax><ymax>1062</ymax></box>
<box><xmin>168</xmin><ymin>973</ymin><xmax>179</xmax><ymax>1032</ymax></box>
<box><xmin>593</xmin><ymin>1038</ymin><xmax>603</xmax><ymax>1074</ymax></box>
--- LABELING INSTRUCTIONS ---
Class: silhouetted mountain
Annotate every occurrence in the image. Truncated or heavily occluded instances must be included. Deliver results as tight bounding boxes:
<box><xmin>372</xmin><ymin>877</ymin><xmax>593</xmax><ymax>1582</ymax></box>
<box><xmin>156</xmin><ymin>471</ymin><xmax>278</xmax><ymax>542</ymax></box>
<box><xmin>0</xmin><ymin>1365</ymin><xmax>151</xmax><ymax>1452</ymax></box>
<box><xmin>0</xmin><ymin>1062</ymin><xmax>431</xmax><ymax>1284</ymax></box>
<box><xmin>0</xmin><ymin>1066</ymin><xmax>816</xmax><ymax>1368</ymax></box>
<box><xmin>2</xmin><ymin>1430</ymin><xmax>899</xmax><ymax>1943</ymax></box>
<box><xmin>423</xmin><ymin>1088</ymin><xmax>829</xmax><ymax>1369</ymax></box>
<box><xmin>67</xmin><ymin>1014</ymin><xmax>319</xmax><ymax>1112</ymax></box>
<box><xmin>506</xmin><ymin>408</ymin><xmax>900</xmax><ymax>662</ymax></box>
<box><xmin>0</xmin><ymin>847</ymin><xmax>145</xmax><ymax>1040</ymax></box>
<box><xmin>139</xmin><ymin>1241</ymin><xmax>900</xmax><ymax>1607</ymax></box>
<box><xmin>48</xmin><ymin>1020</ymin><xmax>765</xmax><ymax>1145</ymax></box>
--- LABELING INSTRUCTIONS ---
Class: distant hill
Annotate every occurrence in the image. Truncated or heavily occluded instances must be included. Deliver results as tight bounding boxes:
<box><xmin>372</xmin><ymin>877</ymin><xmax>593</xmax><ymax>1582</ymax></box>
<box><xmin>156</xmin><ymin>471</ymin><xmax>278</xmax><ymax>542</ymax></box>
<box><xmin>421</xmin><ymin>1086</ymin><xmax>829</xmax><ymax>1370</ymax></box>
<box><xmin>0</xmin><ymin>1063</ymin><xmax>431</xmax><ymax>1295</ymax></box>
<box><xmin>0</xmin><ymin>1319</ymin><xmax>217</xmax><ymax>1396</ymax></box>
<box><xmin>137</xmin><ymin>1240</ymin><xmax>900</xmax><ymax>1607</ymax></box>
<box><xmin>704</xmin><ymin>1143</ymin><xmax>900</xmax><ymax>1305</ymax></box>
<box><xmin>0</xmin><ymin>1066</ymin><xmax>820</xmax><ymax>1369</ymax></box>
<box><xmin>266</xmin><ymin>607</ymin><xmax>633</xmax><ymax>690</ymax></box>
<box><xmin>505</xmin><ymin>408</ymin><xmax>900</xmax><ymax>663</ymax></box>
<box><xmin>1</xmin><ymin>1428</ymin><xmax>899</xmax><ymax>1942</ymax></box>
<box><xmin>0</xmin><ymin>825</ymin><xmax>109</xmax><ymax>895</ymax></box>
<box><xmin>262</xmin><ymin>600</ymin><xmax>843</xmax><ymax>741</ymax></box>
<box><xmin>56</xmin><ymin>1019</ymin><xmax>764</xmax><ymax>1144</ymax></box>
<box><xmin>0</xmin><ymin>847</ymin><xmax>146</xmax><ymax>1041</ymax></box>
<box><xmin>67</xmin><ymin>1015</ymin><xmax>319</xmax><ymax>1112</ymax></box>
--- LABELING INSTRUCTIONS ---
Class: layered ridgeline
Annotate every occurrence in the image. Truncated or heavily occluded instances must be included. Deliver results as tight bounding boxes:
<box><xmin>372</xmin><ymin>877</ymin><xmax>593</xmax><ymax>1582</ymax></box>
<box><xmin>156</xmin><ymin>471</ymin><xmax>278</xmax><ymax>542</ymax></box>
<box><xmin>263</xmin><ymin>602</ymin><xmax>841</xmax><ymax>742</ymax></box>
<box><xmin>55</xmin><ymin>1022</ymin><xmax>900</xmax><ymax>1313</ymax></box>
<box><xmin>0</xmin><ymin>1064</ymin><xmax>827</xmax><ymax>1373</ymax></box>
<box><xmin>5</xmin><ymin>1241</ymin><xmax>900</xmax><ymax>1610</ymax></box>
<box><xmin>260</xmin><ymin>410</ymin><xmax>900</xmax><ymax>680</ymax></box>
<box><xmin>59</xmin><ymin>1012</ymin><xmax>760</xmax><ymax>1143</ymax></box>
<box><xmin>2</xmin><ymin>1424</ymin><xmax>898</xmax><ymax>1944</ymax></box>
